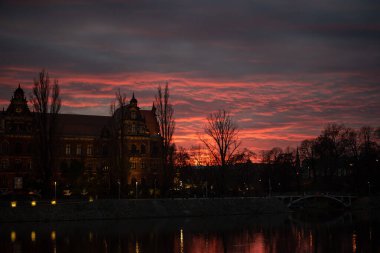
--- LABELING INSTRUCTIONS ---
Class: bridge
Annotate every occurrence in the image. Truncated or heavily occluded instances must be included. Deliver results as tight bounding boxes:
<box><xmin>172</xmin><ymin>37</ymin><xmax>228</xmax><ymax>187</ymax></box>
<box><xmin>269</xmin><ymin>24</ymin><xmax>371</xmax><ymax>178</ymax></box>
<box><xmin>274</xmin><ymin>194</ymin><xmax>356</xmax><ymax>208</ymax></box>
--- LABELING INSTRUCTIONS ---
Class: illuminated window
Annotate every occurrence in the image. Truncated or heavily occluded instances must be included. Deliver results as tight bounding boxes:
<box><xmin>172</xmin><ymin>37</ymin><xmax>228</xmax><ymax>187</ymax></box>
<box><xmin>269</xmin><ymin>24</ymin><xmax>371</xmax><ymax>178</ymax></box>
<box><xmin>76</xmin><ymin>144</ymin><xmax>81</xmax><ymax>155</ymax></box>
<box><xmin>131</xmin><ymin>124</ymin><xmax>136</xmax><ymax>134</ymax></box>
<box><xmin>87</xmin><ymin>145</ymin><xmax>93</xmax><ymax>156</ymax></box>
<box><xmin>65</xmin><ymin>144</ymin><xmax>71</xmax><ymax>155</ymax></box>
<box><xmin>131</xmin><ymin>161</ymin><xmax>136</xmax><ymax>169</ymax></box>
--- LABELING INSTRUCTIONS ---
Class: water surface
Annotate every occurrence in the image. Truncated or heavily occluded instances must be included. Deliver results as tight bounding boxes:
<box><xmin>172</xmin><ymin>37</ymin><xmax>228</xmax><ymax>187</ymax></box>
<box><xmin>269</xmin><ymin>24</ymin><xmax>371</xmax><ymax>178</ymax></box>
<box><xmin>0</xmin><ymin>212</ymin><xmax>379</xmax><ymax>253</ymax></box>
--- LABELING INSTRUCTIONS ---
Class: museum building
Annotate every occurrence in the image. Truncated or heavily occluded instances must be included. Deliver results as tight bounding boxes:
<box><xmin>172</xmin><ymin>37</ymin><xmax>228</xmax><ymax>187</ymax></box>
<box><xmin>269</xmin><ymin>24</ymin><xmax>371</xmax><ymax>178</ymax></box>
<box><xmin>0</xmin><ymin>85</ymin><xmax>162</xmax><ymax>192</ymax></box>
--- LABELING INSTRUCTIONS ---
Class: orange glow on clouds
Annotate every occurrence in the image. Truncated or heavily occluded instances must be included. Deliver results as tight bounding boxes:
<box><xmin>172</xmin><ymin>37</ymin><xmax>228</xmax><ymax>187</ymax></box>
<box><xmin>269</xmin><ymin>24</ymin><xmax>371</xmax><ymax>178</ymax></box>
<box><xmin>1</xmin><ymin>67</ymin><xmax>379</xmax><ymax>153</ymax></box>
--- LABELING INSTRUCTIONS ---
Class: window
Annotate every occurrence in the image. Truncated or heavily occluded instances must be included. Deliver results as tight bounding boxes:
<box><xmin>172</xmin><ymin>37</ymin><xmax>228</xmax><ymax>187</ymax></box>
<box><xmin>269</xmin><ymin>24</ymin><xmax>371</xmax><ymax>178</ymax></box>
<box><xmin>14</xmin><ymin>177</ymin><xmax>23</xmax><ymax>189</ymax></box>
<box><xmin>76</xmin><ymin>144</ymin><xmax>81</xmax><ymax>155</ymax></box>
<box><xmin>15</xmin><ymin>159</ymin><xmax>22</xmax><ymax>170</ymax></box>
<box><xmin>0</xmin><ymin>176</ymin><xmax>7</xmax><ymax>188</ymax></box>
<box><xmin>102</xmin><ymin>145</ymin><xmax>108</xmax><ymax>156</ymax></box>
<box><xmin>131</xmin><ymin>124</ymin><xmax>136</xmax><ymax>134</ymax></box>
<box><xmin>151</xmin><ymin>142</ymin><xmax>158</xmax><ymax>156</ymax></box>
<box><xmin>65</xmin><ymin>144</ymin><xmax>71</xmax><ymax>155</ymax></box>
<box><xmin>87</xmin><ymin>144</ymin><xmax>93</xmax><ymax>156</ymax></box>
<box><xmin>131</xmin><ymin>161</ymin><xmax>136</xmax><ymax>169</ymax></box>
<box><xmin>141</xmin><ymin>161</ymin><xmax>145</xmax><ymax>169</ymax></box>
<box><xmin>1</xmin><ymin>160</ymin><xmax>9</xmax><ymax>170</ymax></box>
<box><xmin>131</xmin><ymin>144</ymin><xmax>137</xmax><ymax>154</ymax></box>
<box><xmin>27</xmin><ymin>143</ymin><xmax>32</xmax><ymax>154</ymax></box>
<box><xmin>131</xmin><ymin>111</ymin><xmax>136</xmax><ymax>120</ymax></box>
<box><xmin>2</xmin><ymin>141</ymin><xmax>9</xmax><ymax>154</ymax></box>
<box><xmin>14</xmin><ymin>142</ymin><xmax>22</xmax><ymax>154</ymax></box>
<box><xmin>141</xmin><ymin>144</ymin><xmax>146</xmax><ymax>154</ymax></box>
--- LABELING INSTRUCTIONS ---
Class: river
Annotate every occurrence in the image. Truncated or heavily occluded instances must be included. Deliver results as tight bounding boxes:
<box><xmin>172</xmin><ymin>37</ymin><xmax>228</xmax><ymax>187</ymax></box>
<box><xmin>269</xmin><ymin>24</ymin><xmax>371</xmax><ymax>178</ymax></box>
<box><xmin>0</xmin><ymin>212</ymin><xmax>379</xmax><ymax>253</ymax></box>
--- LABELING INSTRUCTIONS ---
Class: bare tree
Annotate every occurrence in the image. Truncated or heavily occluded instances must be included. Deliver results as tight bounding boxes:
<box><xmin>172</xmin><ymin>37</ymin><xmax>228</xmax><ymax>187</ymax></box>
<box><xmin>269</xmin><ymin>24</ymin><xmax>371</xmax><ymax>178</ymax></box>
<box><xmin>200</xmin><ymin>110</ymin><xmax>240</xmax><ymax>193</ymax></box>
<box><xmin>229</xmin><ymin>148</ymin><xmax>256</xmax><ymax>164</ymax></box>
<box><xmin>110</xmin><ymin>89</ymin><xmax>128</xmax><ymax>189</ymax></box>
<box><xmin>174</xmin><ymin>146</ymin><xmax>191</xmax><ymax>170</ymax></box>
<box><xmin>155</xmin><ymin>82</ymin><xmax>175</xmax><ymax>190</ymax></box>
<box><xmin>31</xmin><ymin>69</ymin><xmax>61</xmax><ymax>195</ymax></box>
<box><xmin>190</xmin><ymin>145</ymin><xmax>209</xmax><ymax>166</ymax></box>
<box><xmin>200</xmin><ymin>109</ymin><xmax>241</xmax><ymax>168</ymax></box>
<box><xmin>300</xmin><ymin>139</ymin><xmax>316</xmax><ymax>180</ymax></box>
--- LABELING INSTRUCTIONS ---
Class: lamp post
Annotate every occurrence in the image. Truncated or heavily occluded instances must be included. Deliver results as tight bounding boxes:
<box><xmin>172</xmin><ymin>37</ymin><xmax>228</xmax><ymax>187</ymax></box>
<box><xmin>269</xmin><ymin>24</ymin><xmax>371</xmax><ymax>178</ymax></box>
<box><xmin>368</xmin><ymin>181</ymin><xmax>371</xmax><ymax>196</ymax></box>
<box><xmin>135</xmin><ymin>181</ymin><xmax>138</xmax><ymax>199</ymax></box>
<box><xmin>205</xmin><ymin>181</ymin><xmax>208</xmax><ymax>198</ymax></box>
<box><xmin>117</xmin><ymin>180</ymin><xmax>121</xmax><ymax>199</ymax></box>
<box><xmin>154</xmin><ymin>178</ymin><xmax>157</xmax><ymax>199</ymax></box>
<box><xmin>268</xmin><ymin>178</ymin><xmax>272</xmax><ymax>197</ymax></box>
<box><xmin>54</xmin><ymin>181</ymin><xmax>57</xmax><ymax>200</ymax></box>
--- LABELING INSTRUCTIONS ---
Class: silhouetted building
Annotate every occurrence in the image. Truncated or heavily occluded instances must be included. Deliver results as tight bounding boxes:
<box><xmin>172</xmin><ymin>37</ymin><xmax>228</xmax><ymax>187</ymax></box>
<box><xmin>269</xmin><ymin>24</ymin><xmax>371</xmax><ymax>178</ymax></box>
<box><xmin>0</xmin><ymin>85</ymin><xmax>162</xmax><ymax>193</ymax></box>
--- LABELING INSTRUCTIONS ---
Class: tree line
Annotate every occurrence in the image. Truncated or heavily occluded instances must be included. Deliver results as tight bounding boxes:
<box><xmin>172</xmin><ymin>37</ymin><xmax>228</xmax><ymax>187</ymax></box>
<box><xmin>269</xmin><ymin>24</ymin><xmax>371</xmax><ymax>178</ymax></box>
<box><xmin>171</xmin><ymin>121</ymin><xmax>379</xmax><ymax>196</ymax></box>
<box><xmin>26</xmin><ymin>69</ymin><xmax>380</xmax><ymax>197</ymax></box>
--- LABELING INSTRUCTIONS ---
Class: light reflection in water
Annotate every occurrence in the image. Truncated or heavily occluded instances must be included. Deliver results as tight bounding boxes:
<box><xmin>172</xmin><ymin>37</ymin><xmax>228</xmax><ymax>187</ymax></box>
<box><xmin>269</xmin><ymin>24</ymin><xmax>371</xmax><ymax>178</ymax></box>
<box><xmin>51</xmin><ymin>230</ymin><xmax>56</xmax><ymax>241</ymax></box>
<box><xmin>352</xmin><ymin>231</ymin><xmax>357</xmax><ymax>253</ymax></box>
<box><xmin>0</xmin><ymin>215</ymin><xmax>378</xmax><ymax>253</ymax></box>
<box><xmin>10</xmin><ymin>231</ymin><xmax>16</xmax><ymax>242</ymax></box>
<box><xmin>135</xmin><ymin>240</ymin><xmax>140</xmax><ymax>253</ymax></box>
<box><xmin>309</xmin><ymin>231</ymin><xmax>313</xmax><ymax>251</ymax></box>
<box><xmin>180</xmin><ymin>228</ymin><xmax>184</xmax><ymax>253</ymax></box>
<box><xmin>89</xmin><ymin>231</ymin><xmax>93</xmax><ymax>242</ymax></box>
<box><xmin>31</xmin><ymin>231</ymin><xmax>36</xmax><ymax>242</ymax></box>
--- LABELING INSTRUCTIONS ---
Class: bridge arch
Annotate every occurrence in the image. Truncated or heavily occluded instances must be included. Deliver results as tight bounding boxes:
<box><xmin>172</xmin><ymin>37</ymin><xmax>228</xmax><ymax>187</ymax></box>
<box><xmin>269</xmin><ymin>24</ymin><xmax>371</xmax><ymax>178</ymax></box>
<box><xmin>286</xmin><ymin>195</ymin><xmax>352</xmax><ymax>208</ymax></box>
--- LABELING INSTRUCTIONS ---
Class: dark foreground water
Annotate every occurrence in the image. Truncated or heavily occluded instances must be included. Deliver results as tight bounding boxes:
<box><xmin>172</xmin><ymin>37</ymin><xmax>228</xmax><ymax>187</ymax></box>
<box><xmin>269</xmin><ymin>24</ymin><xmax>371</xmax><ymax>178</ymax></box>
<box><xmin>0</xmin><ymin>212</ymin><xmax>379</xmax><ymax>253</ymax></box>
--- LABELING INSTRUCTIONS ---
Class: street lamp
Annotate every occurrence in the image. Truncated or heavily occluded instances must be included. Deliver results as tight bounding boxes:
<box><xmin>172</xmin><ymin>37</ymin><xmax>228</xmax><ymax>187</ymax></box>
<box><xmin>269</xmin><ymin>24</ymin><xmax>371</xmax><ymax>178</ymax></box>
<box><xmin>205</xmin><ymin>181</ymin><xmax>208</xmax><ymax>198</ymax></box>
<box><xmin>368</xmin><ymin>181</ymin><xmax>371</xmax><ymax>196</ymax></box>
<box><xmin>154</xmin><ymin>178</ymin><xmax>157</xmax><ymax>199</ymax></box>
<box><xmin>117</xmin><ymin>180</ymin><xmax>121</xmax><ymax>199</ymax></box>
<box><xmin>268</xmin><ymin>178</ymin><xmax>272</xmax><ymax>197</ymax></box>
<box><xmin>54</xmin><ymin>181</ymin><xmax>57</xmax><ymax>200</ymax></box>
<box><xmin>135</xmin><ymin>181</ymin><xmax>138</xmax><ymax>199</ymax></box>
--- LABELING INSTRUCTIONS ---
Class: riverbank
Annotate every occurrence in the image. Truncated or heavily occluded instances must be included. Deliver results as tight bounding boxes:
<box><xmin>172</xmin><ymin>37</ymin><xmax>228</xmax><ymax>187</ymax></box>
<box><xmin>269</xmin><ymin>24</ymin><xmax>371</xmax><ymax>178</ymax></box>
<box><xmin>3</xmin><ymin>196</ymin><xmax>379</xmax><ymax>223</ymax></box>
<box><xmin>0</xmin><ymin>197</ymin><xmax>288</xmax><ymax>222</ymax></box>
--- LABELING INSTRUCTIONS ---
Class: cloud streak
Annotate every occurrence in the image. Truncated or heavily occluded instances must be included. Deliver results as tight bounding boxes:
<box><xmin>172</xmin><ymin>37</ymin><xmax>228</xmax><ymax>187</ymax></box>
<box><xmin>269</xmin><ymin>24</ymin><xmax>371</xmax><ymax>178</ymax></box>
<box><xmin>0</xmin><ymin>0</ymin><xmax>379</xmax><ymax>152</ymax></box>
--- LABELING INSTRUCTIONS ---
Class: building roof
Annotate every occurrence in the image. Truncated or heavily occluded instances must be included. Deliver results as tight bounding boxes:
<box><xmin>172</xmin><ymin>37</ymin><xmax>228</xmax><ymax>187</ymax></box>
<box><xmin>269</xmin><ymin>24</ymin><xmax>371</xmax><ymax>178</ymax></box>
<box><xmin>57</xmin><ymin>110</ymin><xmax>159</xmax><ymax>137</ymax></box>
<box><xmin>141</xmin><ymin>110</ymin><xmax>160</xmax><ymax>134</ymax></box>
<box><xmin>57</xmin><ymin>114</ymin><xmax>110</xmax><ymax>137</ymax></box>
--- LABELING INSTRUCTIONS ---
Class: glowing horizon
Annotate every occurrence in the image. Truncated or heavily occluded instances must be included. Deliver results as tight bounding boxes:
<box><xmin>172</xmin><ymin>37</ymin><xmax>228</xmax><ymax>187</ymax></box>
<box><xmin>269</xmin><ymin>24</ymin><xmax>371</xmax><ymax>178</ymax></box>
<box><xmin>1</xmin><ymin>0</ymin><xmax>379</xmax><ymax>154</ymax></box>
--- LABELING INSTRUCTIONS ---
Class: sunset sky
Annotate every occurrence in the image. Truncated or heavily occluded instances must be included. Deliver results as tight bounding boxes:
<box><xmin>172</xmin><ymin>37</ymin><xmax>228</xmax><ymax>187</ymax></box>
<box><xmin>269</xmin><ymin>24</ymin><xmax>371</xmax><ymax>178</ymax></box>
<box><xmin>1</xmin><ymin>0</ymin><xmax>379</xmax><ymax>153</ymax></box>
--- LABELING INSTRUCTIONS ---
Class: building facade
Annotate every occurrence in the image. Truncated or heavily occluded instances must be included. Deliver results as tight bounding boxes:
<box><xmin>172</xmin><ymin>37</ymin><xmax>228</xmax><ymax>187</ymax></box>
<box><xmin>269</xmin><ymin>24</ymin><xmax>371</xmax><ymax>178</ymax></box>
<box><xmin>0</xmin><ymin>85</ymin><xmax>162</xmax><ymax>193</ymax></box>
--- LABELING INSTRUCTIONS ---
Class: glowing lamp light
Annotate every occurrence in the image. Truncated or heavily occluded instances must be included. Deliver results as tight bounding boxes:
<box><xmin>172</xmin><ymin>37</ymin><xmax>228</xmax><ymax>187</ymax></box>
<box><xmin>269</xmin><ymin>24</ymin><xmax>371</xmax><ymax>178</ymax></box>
<box><xmin>89</xmin><ymin>196</ymin><xmax>94</xmax><ymax>202</ymax></box>
<box><xmin>51</xmin><ymin>200</ymin><xmax>57</xmax><ymax>205</ymax></box>
<box><xmin>31</xmin><ymin>200</ymin><xmax>37</xmax><ymax>207</ymax></box>
<box><xmin>31</xmin><ymin>231</ymin><xmax>36</xmax><ymax>242</ymax></box>
<box><xmin>11</xmin><ymin>231</ymin><xmax>16</xmax><ymax>242</ymax></box>
<box><xmin>51</xmin><ymin>231</ymin><xmax>56</xmax><ymax>241</ymax></box>
<box><xmin>11</xmin><ymin>201</ymin><xmax>17</xmax><ymax>208</ymax></box>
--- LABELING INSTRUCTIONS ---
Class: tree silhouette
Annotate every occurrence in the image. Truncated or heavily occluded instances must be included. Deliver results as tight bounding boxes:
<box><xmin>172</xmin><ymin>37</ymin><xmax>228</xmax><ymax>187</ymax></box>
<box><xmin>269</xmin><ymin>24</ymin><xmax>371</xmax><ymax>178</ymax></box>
<box><xmin>200</xmin><ymin>109</ymin><xmax>241</xmax><ymax>193</ymax></box>
<box><xmin>110</xmin><ymin>89</ymin><xmax>129</xmax><ymax>191</ymax></box>
<box><xmin>30</xmin><ymin>69</ymin><xmax>61</xmax><ymax>196</ymax></box>
<box><xmin>155</xmin><ymin>82</ymin><xmax>175</xmax><ymax>192</ymax></box>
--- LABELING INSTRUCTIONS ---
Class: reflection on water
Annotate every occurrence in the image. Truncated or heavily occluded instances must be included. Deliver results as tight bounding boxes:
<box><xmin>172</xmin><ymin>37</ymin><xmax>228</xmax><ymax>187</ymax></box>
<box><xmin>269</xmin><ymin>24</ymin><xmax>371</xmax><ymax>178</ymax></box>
<box><xmin>0</xmin><ymin>213</ymin><xmax>379</xmax><ymax>253</ymax></box>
